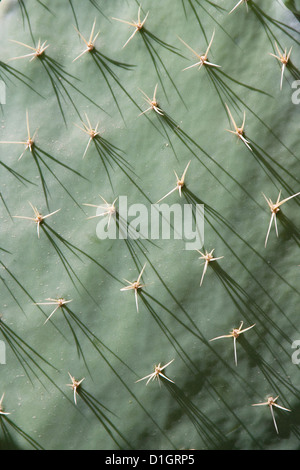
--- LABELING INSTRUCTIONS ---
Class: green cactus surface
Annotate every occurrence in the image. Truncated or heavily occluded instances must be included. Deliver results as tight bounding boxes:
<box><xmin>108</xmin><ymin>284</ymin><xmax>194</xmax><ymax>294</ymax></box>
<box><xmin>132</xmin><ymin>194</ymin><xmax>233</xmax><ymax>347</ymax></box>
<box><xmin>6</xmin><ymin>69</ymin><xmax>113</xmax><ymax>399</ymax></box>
<box><xmin>0</xmin><ymin>0</ymin><xmax>300</xmax><ymax>450</ymax></box>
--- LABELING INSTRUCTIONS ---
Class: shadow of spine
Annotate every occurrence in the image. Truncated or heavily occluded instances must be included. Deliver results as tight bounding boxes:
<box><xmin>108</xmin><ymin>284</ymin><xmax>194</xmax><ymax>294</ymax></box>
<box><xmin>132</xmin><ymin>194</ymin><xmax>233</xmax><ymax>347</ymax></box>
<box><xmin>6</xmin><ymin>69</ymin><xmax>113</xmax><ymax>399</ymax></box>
<box><xmin>78</xmin><ymin>388</ymin><xmax>133</xmax><ymax>449</ymax></box>
<box><xmin>0</xmin><ymin>415</ymin><xmax>44</xmax><ymax>450</ymax></box>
